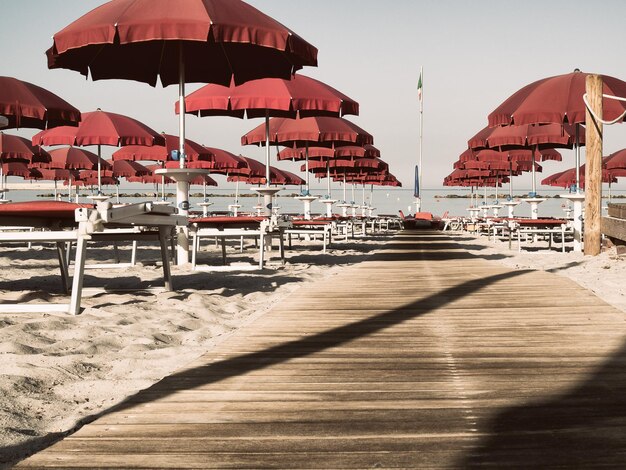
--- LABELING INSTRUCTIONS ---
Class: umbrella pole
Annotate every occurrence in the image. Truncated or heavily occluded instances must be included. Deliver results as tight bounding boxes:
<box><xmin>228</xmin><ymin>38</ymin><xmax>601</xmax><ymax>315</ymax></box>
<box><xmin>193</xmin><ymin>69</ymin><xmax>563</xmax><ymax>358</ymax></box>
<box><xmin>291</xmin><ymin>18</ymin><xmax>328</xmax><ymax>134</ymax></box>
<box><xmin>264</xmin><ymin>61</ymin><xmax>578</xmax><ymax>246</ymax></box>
<box><xmin>343</xmin><ymin>174</ymin><xmax>347</xmax><ymax>202</ymax></box>
<box><xmin>530</xmin><ymin>147</ymin><xmax>537</xmax><ymax>197</ymax></box>
<box><xmin>54</xmin><ymin>180</ymin><xmax>58</xmax><ymax>200</ymax></box>
<box><xmin>161</xmin><ymin>176</ymin><xmax>165</xmax><ymax>201</ymax></box>
<box><xmin>97</xmin><ymin>144</ymin><xmax>102</xmax><ymax>195</ymax></box>
<box><xmin>509</xmin><ymin>161</ymin><xmax>513</xmax><ymax>199</ymax></box>
<box><xmin>179</xmin><ymin>44</ymin><xmax>186</xmax><ymax>170</ymax></box>
<box><xmin>326</xmin><ymin>163</ymin><xmax>331</xmax><ymax>198</ymax></box>
<box><xmin>575</xmin><ymin>124</ymin><xmax>581</xmax><ymax>194</ymax></box>
<box><xmin>305</xmin><ymin>142</ymin><xmax>310</xmax><ymax>195</ymax></box>
<box><xmin>265</xmin><ymin>111</ymin><xmax>271</xmax><ymax>187</ymax></box>
<box><xmin>495</xmin><ymin>178</ymin><xmax>498</xmax><ymax>202</ymax></box>
<box><xmin>116</xmin><ymin>183</ymin><xmax>120</xmax><ymax>203</ymax></box>
<box><xmin>236</xmin><ymin>179</ymin><xmax>240</xmax><ymax>204</ymax></box>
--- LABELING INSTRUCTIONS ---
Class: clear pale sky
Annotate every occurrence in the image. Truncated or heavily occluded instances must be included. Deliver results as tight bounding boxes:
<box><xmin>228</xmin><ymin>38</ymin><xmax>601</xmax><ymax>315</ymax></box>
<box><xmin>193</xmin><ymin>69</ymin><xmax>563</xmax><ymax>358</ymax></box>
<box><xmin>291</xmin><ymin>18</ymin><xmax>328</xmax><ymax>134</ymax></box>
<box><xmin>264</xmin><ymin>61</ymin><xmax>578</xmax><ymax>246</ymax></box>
<box><xmin>3</xmin><ymin>0</ymin><xmax>626</xmax><ymax>191</ymax></box>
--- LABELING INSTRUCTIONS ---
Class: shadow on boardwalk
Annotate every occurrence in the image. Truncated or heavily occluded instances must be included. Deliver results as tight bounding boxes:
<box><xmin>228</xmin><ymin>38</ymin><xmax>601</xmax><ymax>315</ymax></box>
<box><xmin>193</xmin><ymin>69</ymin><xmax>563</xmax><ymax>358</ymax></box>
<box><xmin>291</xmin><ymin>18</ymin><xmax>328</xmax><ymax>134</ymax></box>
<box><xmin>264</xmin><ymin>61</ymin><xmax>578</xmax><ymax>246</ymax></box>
<box><xmin>463</xmin><ymin>342</ymin><xmax>626</xmax><ymax>468</ymax></box>
<box><xmin>9</xmin><ymin>230</ymin><xmax>620</xmax><ymax>468</ymax></box>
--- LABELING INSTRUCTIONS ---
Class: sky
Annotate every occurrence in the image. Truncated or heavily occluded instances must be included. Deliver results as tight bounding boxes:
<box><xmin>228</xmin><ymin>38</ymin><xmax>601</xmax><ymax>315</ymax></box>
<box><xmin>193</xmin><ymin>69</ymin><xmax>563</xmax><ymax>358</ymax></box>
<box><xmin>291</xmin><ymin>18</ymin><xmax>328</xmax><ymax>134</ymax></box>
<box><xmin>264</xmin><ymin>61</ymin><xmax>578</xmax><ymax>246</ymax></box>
<box><xmin>3</xmin><ymin>0</ymin><xmax>626</xmax><ymax>191</ymax></box>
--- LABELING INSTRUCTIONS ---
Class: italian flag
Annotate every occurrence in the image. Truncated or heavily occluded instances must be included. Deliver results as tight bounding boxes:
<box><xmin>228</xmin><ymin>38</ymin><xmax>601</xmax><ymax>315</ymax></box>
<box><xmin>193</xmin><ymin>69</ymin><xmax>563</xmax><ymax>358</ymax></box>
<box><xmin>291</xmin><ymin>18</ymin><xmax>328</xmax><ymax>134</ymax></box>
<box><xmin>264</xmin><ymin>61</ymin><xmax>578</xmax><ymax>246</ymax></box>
<box><xmin>417</xmin><ymin>71</ymin><xmax>423</xmax><ymax>101</ymax></box>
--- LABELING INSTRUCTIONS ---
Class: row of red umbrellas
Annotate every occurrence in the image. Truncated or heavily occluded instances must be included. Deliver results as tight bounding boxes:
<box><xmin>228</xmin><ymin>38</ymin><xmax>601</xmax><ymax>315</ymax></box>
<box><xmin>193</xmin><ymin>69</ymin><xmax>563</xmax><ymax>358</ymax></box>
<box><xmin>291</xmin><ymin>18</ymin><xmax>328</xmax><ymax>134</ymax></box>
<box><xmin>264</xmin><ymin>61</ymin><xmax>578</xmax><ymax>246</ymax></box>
<box><xmin>4</xmin><ymin>0</ymin><xmax>397</xmax><ymax>263</ymax></box>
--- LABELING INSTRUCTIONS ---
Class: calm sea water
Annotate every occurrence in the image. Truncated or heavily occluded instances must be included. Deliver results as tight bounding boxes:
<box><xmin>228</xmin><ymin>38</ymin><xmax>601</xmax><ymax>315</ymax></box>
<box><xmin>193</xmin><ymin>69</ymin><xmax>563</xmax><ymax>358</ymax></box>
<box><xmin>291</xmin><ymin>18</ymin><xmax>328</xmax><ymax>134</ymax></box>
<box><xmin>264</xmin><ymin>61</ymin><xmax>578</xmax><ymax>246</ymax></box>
<box><xmin>4</xmin><ymin>185</ymin><xmax>625</xmax><ymax>219</ymax></box>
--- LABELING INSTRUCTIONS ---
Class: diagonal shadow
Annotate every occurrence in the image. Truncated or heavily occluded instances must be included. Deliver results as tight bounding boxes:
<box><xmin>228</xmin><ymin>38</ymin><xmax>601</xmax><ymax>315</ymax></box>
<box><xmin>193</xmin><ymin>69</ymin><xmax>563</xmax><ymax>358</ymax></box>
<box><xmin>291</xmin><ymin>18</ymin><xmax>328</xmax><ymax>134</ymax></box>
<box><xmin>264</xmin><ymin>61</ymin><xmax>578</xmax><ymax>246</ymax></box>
<box><xmin>4</xmin><ymin>233</ymin><xmax>534</xmax><ymax>465</ymax></box>
<box><xmin>462</xmin><ymin>339</ymin><xmax>626</xmax><ymax>468</ymax></box>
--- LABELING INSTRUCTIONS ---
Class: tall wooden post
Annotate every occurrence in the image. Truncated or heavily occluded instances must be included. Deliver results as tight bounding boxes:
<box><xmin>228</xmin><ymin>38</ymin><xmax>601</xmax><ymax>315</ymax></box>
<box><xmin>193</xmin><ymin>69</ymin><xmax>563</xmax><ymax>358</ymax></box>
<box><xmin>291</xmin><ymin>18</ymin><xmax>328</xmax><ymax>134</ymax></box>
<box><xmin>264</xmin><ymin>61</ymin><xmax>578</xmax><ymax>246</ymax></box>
<box><xmin>584</xmin><ymin>74</ymin><xmax>603</xmax><ymax>256</ymax></box>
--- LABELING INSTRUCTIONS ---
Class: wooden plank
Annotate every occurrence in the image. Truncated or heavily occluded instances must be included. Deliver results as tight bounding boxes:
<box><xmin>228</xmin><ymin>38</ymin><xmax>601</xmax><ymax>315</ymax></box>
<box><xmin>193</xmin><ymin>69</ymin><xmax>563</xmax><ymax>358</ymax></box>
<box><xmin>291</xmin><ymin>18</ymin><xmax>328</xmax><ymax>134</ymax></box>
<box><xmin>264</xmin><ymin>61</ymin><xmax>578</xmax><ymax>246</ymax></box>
<box><xmin>15</xmin><ymin>230</ymin><xmax>626</xmax><ymax>469</ymax></box>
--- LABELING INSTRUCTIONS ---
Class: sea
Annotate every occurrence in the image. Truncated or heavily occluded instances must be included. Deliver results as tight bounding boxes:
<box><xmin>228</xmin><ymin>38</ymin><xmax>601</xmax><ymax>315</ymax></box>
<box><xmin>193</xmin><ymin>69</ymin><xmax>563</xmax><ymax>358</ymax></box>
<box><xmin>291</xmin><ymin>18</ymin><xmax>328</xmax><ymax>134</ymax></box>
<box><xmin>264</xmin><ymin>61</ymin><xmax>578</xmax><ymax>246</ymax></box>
<box><xmin>3</xmin><ymin>184</ymin><xmax>625</xmax><ymax>219</ymax></box>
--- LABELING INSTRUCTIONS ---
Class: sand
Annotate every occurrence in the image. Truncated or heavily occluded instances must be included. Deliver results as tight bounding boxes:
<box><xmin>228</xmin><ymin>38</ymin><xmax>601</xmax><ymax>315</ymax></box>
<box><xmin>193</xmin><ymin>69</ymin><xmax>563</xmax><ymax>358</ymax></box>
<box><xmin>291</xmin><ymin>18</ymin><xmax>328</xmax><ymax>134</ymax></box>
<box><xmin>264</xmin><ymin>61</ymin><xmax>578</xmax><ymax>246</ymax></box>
<box><xmin>0</xmin><ymin>234</ymin><xmax>387</xmax><ymax>466</ymax></box>
<box><xmin>1</xmin><ymin>228</ymin><xmax>625</xmax><ymax>467</ymax></box>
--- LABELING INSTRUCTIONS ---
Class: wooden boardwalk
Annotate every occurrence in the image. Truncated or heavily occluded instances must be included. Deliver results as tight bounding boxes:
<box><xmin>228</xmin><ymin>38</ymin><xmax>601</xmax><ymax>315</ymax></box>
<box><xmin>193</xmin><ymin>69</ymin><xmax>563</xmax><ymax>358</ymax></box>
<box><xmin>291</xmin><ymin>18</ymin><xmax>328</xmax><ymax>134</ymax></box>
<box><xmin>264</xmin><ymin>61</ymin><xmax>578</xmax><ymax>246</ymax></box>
<box><xmin>17</xmin><ymin>230</ymin><xmax>626</xmax><ymax>468</ymax></box>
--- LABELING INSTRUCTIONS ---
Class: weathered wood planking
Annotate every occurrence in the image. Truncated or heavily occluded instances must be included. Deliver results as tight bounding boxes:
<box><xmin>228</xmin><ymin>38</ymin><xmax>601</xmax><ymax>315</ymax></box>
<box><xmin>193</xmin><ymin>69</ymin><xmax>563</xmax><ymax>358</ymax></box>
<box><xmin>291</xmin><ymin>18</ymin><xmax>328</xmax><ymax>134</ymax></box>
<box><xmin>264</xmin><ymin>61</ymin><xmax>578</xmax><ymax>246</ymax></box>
<box><xmin>16</xmin><ymin>230</ymin><xmax>626</xmax><ymax>469</ymax></box>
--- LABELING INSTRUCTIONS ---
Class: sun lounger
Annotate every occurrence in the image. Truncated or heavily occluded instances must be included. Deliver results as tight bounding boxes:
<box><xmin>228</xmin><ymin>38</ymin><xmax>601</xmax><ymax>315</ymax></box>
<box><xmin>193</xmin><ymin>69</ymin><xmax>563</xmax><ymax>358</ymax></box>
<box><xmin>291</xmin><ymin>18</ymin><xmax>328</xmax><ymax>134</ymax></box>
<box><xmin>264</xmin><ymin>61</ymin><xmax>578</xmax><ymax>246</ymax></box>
<box><xmin>504</xmin><ymin>218</ymin><xmax>572</xmax><ymax>252</ymax></box>
<box><xmin>0</xmin><ymin>201</ymin><xmax>186</xmax><ymax>315</ymax></box>
<box><xmin>190</xmin><ymin>215</ymin><xmax>289</xmax><ymax>270</ymax></box>
<box><xmin>286</xmin><ymin>219</ymin><xmax>334</xmax><ymax>253</ymax></box>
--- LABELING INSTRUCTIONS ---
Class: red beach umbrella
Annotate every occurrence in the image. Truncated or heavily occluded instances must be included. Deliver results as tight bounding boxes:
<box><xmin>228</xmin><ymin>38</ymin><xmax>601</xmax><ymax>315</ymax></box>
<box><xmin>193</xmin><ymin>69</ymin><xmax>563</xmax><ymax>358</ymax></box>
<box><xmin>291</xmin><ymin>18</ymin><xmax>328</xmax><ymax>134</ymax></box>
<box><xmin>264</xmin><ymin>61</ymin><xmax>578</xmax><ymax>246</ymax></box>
<box><xmin>542</xmin><ymin>166</ymin><xmax>616</xmax><ymax>189</ymax></box>
<box><xmin>1</xmin><ymin>161</ymin><xmax>32</xmax><ymax>178</ymax></box>
<box><xmin>604</xmin><ymin>149</ymin><xmax>626</xmax><ymax>170</ymax></box>
<box><xmin>46</xmin><ymin>147</ymin><xmax>111</xmax><ymax>172</ymax></box>
<box><xmin>469</xmin><ymin>123</ymin><xmax>585</xmax><ymax>151</ymax></box>
<box><xmin>487</xmin><ymin>70</ymin><xmax>626</xmax><ymax>194</ymax></box>
<box><xmin>32</xmin><ymin>109</ymin><xmax>162</xmax><ymax>194</ymax></box>
<box><xmin>181</xmin><ymin>148</ymin><xmax>249</xmax><ymax>175</ymax></box>
<box><xmin>180</xmin><ymin>74</ymin><xmax>359</xmax><ymax>188</ymax></box>
<box><xmin>46</xmin><ymin>0</ymin><xmax>317</xmax><ymax>87</ymax></box>
<box><xmin>243</xmin><ymin>116</ymin><xmax>374</xmax><ymax>197</ymax></box>
<box><xmin>278</xmin><ymin>144</ymin><xmax>381</xmax><ymax>161</ymax></box>
<box><xmin>32</xmin><ymin>109</ymin><xmax>162</xmax><ymax>147</ymax></box>
<box><xmin>46</xmin><ymin>0</ymin><xmax>319</xmax><ymax>264</ymax></box>
<box><xmin>242</xmin><ymin>116</ymin><xmax>374</xmax><ymax>149</ymax></box>
<box><xmin>271</xmin><ymin>168</ymin><xmax>305</xmax><ymax>186</ymax></box>
<box><xmin>111</xmin><ymin>134</ymin><xmax>213</xmax><ymax>163</ymax></box>
<box><xmin>181</xmin><ymin>74</ymin><xmax>358</xmax><ymax>119</ymax></box>
<box><xmin>0</xmin><ymin>133</ymin><xmax>51</xmax><ymax>163</ymax></box>
<box><xmin>488</xmin><ymin>70</ymin><xmax>626</xmax><ymax>127</ymax></box>
<box><xmin>0</xmin><ymin>76</ymin><xmax>81</xmax><ymax>129</ymax></box>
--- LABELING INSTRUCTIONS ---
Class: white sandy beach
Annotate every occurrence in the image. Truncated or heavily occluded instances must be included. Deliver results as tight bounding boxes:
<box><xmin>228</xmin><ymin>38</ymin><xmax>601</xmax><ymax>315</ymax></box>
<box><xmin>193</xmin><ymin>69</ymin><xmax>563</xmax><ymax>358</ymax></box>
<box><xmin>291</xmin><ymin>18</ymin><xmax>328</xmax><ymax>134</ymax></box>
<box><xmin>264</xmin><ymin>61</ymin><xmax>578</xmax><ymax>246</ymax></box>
<box><xmin>1</xmin><ymin>228</ymin><xmax>625</xmax><ymax>467</ymax></box>
<box><xmin>0</xmin><ymin>234</ymin><xmax>388</xmax><ymax>466</ymax></box>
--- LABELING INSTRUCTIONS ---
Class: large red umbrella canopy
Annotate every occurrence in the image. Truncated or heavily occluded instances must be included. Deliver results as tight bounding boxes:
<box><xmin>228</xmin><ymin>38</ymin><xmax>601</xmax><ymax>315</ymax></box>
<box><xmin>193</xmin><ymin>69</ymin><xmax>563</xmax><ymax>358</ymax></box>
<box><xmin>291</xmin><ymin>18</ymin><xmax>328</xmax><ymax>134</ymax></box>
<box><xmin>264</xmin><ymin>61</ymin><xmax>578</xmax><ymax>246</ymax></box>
<box><xmin>459</xmin><ymin>148</ymin><xmax>561</xmax><ymax>164</ymax></box>
<box><xmin>0</xmin><ymin>133</ymin><xmax>51</xmax><ymax>163</ymax></box>
<box><xmin>46</xmin><ymin>0</ymin><xmax>318</xmax><ymax>87</ymax></box>
<box><xmin>279</xmin><ymin>144</ymin><xmax>380</xmax><ymax>161</ymax></box>
<box><xmin>604</xmin><ymin>149</ymin><xmax>626</xmax><ymax>170</ymax></box>
<box><xmin>305</xmin><ymin>158</ymin><xmax>388</xmax><ymax>173</ymax></box>
<box><xmin>242</xmin><ymin>116</ymin><xmax>374</xmax><ymax>148</ymax></box>
<box><xmin>180</xmin><ymin>74</ymin><xmax>358</xmax><ymax>119</ymax></box>
<box><xmin>488</xmin><ymin>70</ymin><xmax>626</xmax><ymax>127</ymax></box>
<box><xmin>0</xmin><ymin>76</ymin><xmax>81</xmax><ymax>130</ymax></box>
<box><xmin>70</xmin><ymin>174</ymin><xmax>119</xmax><ymax>187</ymax></box>
<box><xmin>105</xmin><ymin>159</ymin><xmax>151</xmax><ymax>178</ymax></box>
<box><xmin>342</xmin><ymin>173</ymin><xmax>402</xmax><ymax>187</ymax></box>
<box><xmin>127</xmin><ymin>164</ymin><xmax>174</xmax><ymax>185</ymax></box>
<box><xmin>46</xmin><ymin>147</ymin><xmax>112</xmax><ymax>171</ymax></box>
<box><xmin>111</xmin><ymin>134</ymin><xmax>214</xmax><ymax>163</ymax></box>
<box><xmin>469</xmin><ymin>123</ymin><xmax>585</xmax><ymax>151</ymax></box>
<box><xmin>270</xmin><ymin>168</ymin><xmax>305</xmax><ymax>186</ymax></box>
<box><xmin>30</xmin><ymin>168</ymin><xmax>77</xmax><ymax>182</ymax></box>
<box><xmin>32</xmin><ymin>109</ymin><xmax>163</xmax><ymax>147</ymax></box>
<box><xmin>188</xmin><ymin>174</ymin><xmax>218</xmax><ymax>187</ymax></box>
<box><xmin>542</xmin><ymin>166</ymin><xmax>616</xmax><ymax>189</ymax></box>
<box><xmin>181</xmin><ymin>147</ymin><xmax>249</xmax><ymax>175</ymax></box>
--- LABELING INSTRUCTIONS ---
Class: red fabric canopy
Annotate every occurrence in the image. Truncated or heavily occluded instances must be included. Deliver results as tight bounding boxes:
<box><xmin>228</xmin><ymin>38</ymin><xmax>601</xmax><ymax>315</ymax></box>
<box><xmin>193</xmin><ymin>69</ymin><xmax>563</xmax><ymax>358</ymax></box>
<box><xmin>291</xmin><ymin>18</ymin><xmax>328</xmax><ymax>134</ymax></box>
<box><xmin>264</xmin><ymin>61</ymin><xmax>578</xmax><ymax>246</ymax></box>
<box><xmin>605</xmin><ymin>149</ymin><xmax>626</xmax><ymax>170</ymax></box>
<box><xmin>488</xmin><ymin>70</ymin><xmax>626</xmax><ymax>126</ymax></box>
<box><xmin>242</xmin><ymin>116</ymin><xmax>374</xmax><ymax>148</ymax></box>
<box><xmin>181</xmin><ymin>74</ymin><xmax>358</xmax><ymax>119</ymax></box>
<box><xmin>46</xmin><ymin>147</ymin><xmax>111</xmax><ymax>171</ymax></box>
<box><xmin>279</xmin><ymin>144</ymin><xmax>380</xmax><ymax>161</ymax></box>
<box><xmin>46</xmin><ymin>0</ymin><xmax>318</xmax><ymax>87</ymax></box>
<box><xmin>0</xmin><ymin>133</ymin><xmax>51</xmax><ymax>163</ymax></box>
<box><xmin>32</xmin><ymin>109</ymin><xmax>163</xmax><ymax>147</ymax></box>
<box><xmin>469</xmin><ymin>123</ymin><xmax>585</xmax><ymax>151</ymax></box>
<box><xmin>0</xmin><ymin>76</ymin><xmax>81</xmax><ymax>130</ymax></box>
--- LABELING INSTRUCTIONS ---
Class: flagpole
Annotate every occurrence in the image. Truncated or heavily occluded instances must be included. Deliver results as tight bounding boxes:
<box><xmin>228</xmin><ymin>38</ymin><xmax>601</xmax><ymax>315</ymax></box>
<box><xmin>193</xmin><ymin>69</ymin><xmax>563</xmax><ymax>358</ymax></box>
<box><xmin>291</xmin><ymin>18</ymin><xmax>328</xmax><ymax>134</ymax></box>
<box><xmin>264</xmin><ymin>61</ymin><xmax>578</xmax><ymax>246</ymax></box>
<box><xmin>416</xmin><ymin>66</ymin><xmax>424</xmax><ymax>213</ymax></box>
